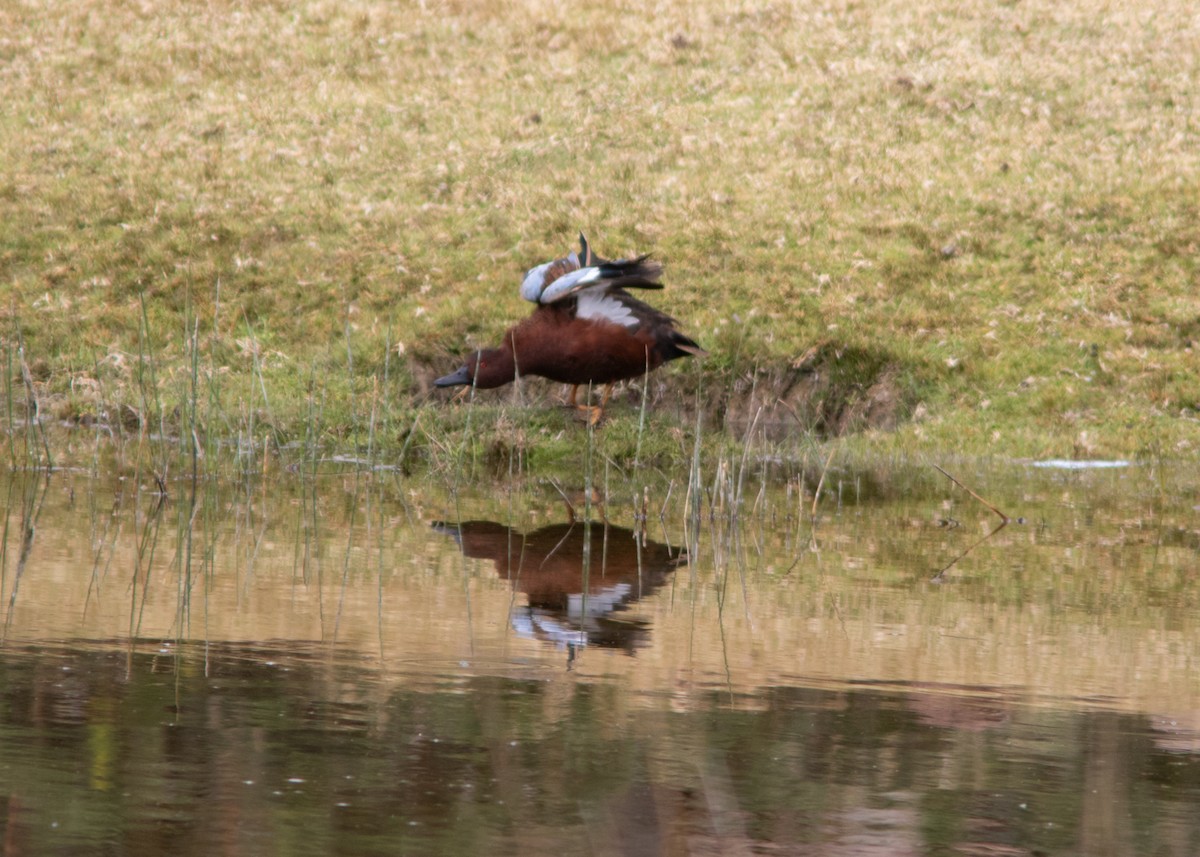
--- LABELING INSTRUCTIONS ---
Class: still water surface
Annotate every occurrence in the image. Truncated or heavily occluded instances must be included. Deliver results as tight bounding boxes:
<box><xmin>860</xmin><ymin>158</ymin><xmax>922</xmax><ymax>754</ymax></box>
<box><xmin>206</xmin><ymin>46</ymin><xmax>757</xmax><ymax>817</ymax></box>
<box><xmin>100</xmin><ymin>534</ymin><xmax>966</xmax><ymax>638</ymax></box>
<box><xmin>0</xmin><ymin>458</ymin><xmax>1197</xmax><ymax>855</ymax></box>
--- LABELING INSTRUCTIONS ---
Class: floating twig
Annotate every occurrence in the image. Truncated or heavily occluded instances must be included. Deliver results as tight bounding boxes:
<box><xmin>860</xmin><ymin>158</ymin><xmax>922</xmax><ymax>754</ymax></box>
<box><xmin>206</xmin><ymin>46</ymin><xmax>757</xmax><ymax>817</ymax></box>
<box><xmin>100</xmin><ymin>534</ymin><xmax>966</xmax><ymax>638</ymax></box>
<box><xmin>930</xmin><ymin>463</ymin><xmax>1011</xmax><ymax>582</ymax></box>
<box><xmin>931</xmin><ymin>463</ymin><xmax>1009</xmax><ymax>523</ymax></box>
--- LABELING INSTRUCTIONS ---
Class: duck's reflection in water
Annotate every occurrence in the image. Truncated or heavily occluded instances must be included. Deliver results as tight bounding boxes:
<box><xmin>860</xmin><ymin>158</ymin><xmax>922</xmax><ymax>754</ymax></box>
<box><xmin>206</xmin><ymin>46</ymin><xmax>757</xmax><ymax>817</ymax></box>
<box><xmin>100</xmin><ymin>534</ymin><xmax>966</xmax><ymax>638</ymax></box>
<box><xmin>433</xmin><ymin>519</ymin><xmax>687</xmax><ymax>653</ymax></box>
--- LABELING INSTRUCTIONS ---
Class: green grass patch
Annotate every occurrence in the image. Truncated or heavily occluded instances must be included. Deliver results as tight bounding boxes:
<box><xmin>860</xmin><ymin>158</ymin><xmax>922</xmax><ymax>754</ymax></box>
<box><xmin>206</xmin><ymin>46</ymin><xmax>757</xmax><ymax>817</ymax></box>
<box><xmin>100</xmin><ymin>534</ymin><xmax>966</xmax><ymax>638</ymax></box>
<box><xmin>3</xmin><ymin>0</ymin><xmax>1199</xmax><ymax>471</ymax></box>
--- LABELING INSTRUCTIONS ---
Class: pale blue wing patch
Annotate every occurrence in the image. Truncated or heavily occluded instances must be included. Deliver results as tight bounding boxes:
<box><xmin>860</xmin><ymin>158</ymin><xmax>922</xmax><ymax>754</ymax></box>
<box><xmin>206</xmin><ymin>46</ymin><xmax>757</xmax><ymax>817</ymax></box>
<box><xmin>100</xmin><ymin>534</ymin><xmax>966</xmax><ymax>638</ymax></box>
<box><xmin>540</xmin><ymin>266</ymin><xmax>604</xmax><ymax>303</ymax></box>
<box><xmin>520</xmin><ymin>261</ymin><xmax>553</xmax><ymax>302</ymax></box>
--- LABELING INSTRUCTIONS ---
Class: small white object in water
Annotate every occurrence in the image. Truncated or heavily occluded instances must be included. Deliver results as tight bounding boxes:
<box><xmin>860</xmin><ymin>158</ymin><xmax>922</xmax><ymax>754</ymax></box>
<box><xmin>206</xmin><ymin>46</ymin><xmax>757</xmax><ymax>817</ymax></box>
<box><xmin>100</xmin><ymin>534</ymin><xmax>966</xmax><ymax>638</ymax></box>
<box><xmin>1031</xmin><ymin>459</ymin><xmax>1130</xmax><ymax>469</ymax></box>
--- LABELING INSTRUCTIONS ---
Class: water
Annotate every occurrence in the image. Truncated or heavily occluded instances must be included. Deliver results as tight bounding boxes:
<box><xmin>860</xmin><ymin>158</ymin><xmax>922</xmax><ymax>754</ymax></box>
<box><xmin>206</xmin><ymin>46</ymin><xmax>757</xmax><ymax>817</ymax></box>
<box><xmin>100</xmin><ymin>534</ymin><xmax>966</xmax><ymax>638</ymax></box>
<box><xmin>0</xmin><ymin>459</ymin><xmax>1198</xmax><ymax>855</ymax></box>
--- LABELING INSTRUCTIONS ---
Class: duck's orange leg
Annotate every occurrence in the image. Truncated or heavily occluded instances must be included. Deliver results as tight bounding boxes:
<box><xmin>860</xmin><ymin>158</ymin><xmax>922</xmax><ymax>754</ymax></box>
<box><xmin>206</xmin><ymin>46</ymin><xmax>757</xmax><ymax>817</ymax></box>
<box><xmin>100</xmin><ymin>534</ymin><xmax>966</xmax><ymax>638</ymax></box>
<box><xmin>576</xmin><ymin>384</ymin><xmax>614</xmax><ymax>426</ymax></box>
<box><xmin>563</xmin><ymin>385</ymin><xmax>580</xmax><ymax>408</ymax></box>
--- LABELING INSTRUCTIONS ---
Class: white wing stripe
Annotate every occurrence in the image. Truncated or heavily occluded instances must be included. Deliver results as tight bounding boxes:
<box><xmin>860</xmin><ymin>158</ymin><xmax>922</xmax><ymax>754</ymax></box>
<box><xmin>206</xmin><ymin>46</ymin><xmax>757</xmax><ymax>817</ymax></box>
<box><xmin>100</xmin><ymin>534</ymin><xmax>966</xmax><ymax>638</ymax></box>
<box><xmin>577</xmin><ymin>290</ymin><xmax>637</xmax><ymax>328</ymax></box>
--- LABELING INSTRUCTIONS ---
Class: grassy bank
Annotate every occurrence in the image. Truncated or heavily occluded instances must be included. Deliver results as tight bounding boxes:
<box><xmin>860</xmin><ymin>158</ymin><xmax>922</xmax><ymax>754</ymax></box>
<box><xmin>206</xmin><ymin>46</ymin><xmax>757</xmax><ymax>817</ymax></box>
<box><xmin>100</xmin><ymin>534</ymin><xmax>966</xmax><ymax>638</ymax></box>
<box><xmin>2</xmin><ymin>0</ymin><xmax>1198</xmax><ymax>470</ymax></box>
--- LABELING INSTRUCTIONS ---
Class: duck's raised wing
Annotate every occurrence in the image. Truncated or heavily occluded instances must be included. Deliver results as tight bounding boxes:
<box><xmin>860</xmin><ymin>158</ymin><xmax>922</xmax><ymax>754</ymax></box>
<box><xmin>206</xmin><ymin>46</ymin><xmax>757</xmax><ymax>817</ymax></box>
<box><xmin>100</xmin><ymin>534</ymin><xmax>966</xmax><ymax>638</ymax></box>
<box><xmin>520</xmin><ymin>252</ymin><xmax>580</xmax><ymax>302</ymax></box>
<box><xmin>539</xmin><ymin>254</ymin><xmax>664</xmax><ymax>304</ymax></box>
<box><xmin>520</xmin><ymin>232</ymin><xmax>663</xmax><ymax>303</ymax></box>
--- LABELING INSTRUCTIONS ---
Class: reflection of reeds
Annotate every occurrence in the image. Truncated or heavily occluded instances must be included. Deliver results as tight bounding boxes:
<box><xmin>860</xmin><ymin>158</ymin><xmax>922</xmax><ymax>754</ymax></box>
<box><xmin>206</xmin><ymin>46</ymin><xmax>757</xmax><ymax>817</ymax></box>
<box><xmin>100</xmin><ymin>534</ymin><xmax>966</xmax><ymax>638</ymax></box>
<box><xmin>84</xmin><ymin>481</ymin><xmax>124</xmax><ymax>622</ymax></box>
<box><xmin>333</xmin><ymin>464</ymin><xmax>361</xmax><ymax>644</ymax></box>
<box><xmin>1</xmin><ymin>473</ymin><xmax>50</xmax><ymax>643</ymax></box>
<box><xmin>172</xmin><ymin>489</ymin><xmax>198</xmax><ymax>639</ymax></box>
<box><xmin>128</xmin><ymin>485</ymin><xmax>166</xmax><ymax>646</ymax></box>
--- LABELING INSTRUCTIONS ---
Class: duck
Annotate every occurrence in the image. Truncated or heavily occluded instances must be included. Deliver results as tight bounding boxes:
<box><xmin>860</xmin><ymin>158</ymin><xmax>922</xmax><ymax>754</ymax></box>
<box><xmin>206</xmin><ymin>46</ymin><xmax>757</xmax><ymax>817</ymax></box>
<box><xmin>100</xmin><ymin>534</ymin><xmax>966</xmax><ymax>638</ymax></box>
<box><xmin>432</xmin><ymin>517</ymin><xmax>687</xmax><ymax>652</ymax></box>
<box><xmin>435</xmin><ymin>234</ymin><xmax>705</xmax><ymax>424</ymax></box>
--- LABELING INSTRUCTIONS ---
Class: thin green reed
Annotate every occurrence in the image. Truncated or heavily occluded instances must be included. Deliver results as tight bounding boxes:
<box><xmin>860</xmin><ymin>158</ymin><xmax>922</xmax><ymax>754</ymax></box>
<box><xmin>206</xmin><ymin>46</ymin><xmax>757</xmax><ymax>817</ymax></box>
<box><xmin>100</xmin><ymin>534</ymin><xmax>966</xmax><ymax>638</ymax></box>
<box><xmin>366</xmin><ymin>375</ymin><xmax>380</xmax><ymax>472</ymax></box>
<box><xmin>5</xmin><ymin>342</ymin><xmax>14</xmax><ymax>469</ymax></box>
<box><xmin>183</xmin><ymin>294</ymin><xmax>207</xmax><ymax>641</ymax></box>
<box><xmin>204</xmin><ymin>276</ymin><xmax>223</xmax><ymax>468</ymax></box>
<box><xmin>733</xmin><ymin>368</ymin><xmax>760</xmax><ymax>516</ymax></box>
<box><xmin>341</xmin><ymin>287</ymin><xmax>361</xmax><ymax>462</ymax></box>
<box><xmin>90</xmin><ymin>351</ymin><xmax>113</xmax><ymax>475</ymax></box>
<box><xmin>242</xmin><ymin>332</ymin><xmax>256</xmax><ymax>477</ymax></box>
<box><xmin>239</xmin><ymin>310</ymin><xmax>281</xmax><ymax>480</ymax></box>
<box><xmin>169</xmin><ymin>294</ymin><xmax>200</xmax><ymax>642</ymax></box>
<box><xmin>734</xmin><ymin>405</ymin><xmax>763</xmax><ymax>524</ymax></box>
<box><xmin>396</xmin><ymin>409</ymin><xmax>420</xmax><ymax>473</ymax></box>
<box><xmin>450</xmin><ymin>367</ymin><xmax>481</xmax><ymax>508</ymax></box>
<box><xmin>301</xmin><ymin>363</ymin><xmax>318</xmax><ymax>476</ymax></box>
<box><xmin>378</xmin><ymin>323</ymin><xmax>394</xmax><ymax>472</ymax></box>
<box><xmin>633</xmin><ymin>351</ymin><xmax>651</xmax><ymax>470</ymax></box>
<box><xmin>138</xmin><ymin>292</ymin><xmax>167</xmax><ymax>481</ymax></box>
<box><xmin>186</xmin><ymin>301</ymin><xmax>202</xmax><ymax>492</ymax></box>
<box><xmin>15</xmin><ymin>324</ymin><xmax>52</xmax><ymax>469</ymax></box>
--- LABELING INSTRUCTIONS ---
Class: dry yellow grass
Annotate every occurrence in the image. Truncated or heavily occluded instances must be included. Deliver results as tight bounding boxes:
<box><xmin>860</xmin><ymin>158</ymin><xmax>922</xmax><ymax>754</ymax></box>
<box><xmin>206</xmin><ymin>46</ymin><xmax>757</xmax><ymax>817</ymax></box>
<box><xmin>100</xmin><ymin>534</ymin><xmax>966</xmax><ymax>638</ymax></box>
<box><xmin>1</xmin><ymin>0</ymin><xmax>1197</xmax><ymax>462</ymax></box>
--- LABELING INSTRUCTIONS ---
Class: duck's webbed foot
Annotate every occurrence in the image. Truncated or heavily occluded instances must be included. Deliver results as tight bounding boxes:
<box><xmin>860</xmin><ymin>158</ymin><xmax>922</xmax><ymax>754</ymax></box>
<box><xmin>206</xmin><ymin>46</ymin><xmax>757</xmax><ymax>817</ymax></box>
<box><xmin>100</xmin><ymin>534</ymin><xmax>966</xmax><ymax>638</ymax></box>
<box><xmin>571</xmin><ymin>384</ymin><xmax>613</xmax><ymax>426</ymax></box>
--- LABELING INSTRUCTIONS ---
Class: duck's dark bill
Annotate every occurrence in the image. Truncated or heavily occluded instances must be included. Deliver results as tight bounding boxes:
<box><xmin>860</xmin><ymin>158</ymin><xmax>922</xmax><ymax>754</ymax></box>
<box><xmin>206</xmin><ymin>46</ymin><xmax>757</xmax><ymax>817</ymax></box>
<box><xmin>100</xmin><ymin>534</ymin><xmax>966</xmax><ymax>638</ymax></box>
<box><xmin>428</xmin><ymin>521</ymin><xmax>463</xmax><ymax>545</ymax></box>
<box><xmin>434</xmin><ymin>365</ymin><xmax>472</xmax><ymax>387</ymax></box>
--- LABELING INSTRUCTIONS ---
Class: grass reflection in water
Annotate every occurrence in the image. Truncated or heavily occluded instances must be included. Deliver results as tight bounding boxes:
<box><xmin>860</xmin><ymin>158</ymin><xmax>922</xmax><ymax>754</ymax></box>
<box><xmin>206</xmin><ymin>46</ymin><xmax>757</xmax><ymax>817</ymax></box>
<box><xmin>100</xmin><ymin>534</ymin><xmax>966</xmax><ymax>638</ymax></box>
<box><xmin>0</xmin><ymin>461</ymin><xmax>1197</xmax><ymax>855</ymax></box>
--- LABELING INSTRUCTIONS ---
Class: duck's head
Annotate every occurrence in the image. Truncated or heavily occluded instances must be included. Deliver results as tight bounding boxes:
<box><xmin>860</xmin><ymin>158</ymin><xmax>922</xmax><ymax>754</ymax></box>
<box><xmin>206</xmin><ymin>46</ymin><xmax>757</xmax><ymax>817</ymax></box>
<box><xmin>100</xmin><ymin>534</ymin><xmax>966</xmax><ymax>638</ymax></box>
<box><xmin>434</xmin><ymin>347</ymin><xmax>516</xmax><ymax>390</ymax></box>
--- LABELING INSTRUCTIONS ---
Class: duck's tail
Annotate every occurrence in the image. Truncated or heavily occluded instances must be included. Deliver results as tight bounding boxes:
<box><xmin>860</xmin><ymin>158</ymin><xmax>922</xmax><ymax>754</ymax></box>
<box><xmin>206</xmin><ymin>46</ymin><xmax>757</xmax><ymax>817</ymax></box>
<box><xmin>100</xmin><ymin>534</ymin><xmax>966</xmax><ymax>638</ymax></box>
<box><xmin>595</xmin><ymin>254</ymin><xmax>664</xmax><ymax>292</ymax></box>
<box><xmin>665</xmin><ymin>331</ymin><xmax>707</xmax><ymax>360</ymax></box>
